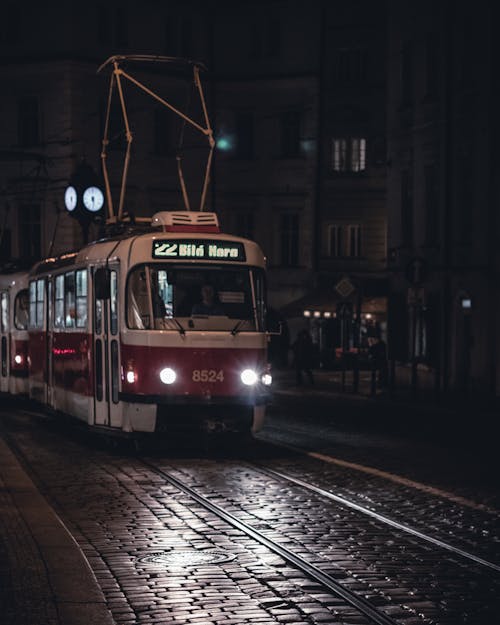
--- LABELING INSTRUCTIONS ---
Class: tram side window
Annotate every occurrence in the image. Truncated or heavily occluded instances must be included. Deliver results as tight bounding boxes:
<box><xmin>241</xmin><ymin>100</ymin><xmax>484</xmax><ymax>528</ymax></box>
<box><xmin>54</xmin><ymin>275</ymin><xmax>64</xmax><ymax>328</ymax></box>
<box><xmin>14</xmin><ymin>289</ymin><xmax>29</xmax><ymax>330</ymax></box>
<box><xmin>1</xmin><ymin>292</ymin><xmax>7</xmax><ymax>332</ymax></box>
<box><xmin>127</xmin><ymin>268</ymin><xmax>149</xmax><ymax>329</ymax></box>
<box><xmin>110</xmin><ymin>270</ymin><xmax>118</xmax><ymax>335</ymax></box>
<box><xmin>29</xmin><ymin>279</ymin><xmax>45</xmax><ymax>329</ymax></box>
<box><xmin>252</xmin><ymin>270</ymin><xmax>266</xmax><ymax>331</ymax></box>
<box><xmin>65</xmin><ymin>272</ymin><xmax>76</xmax><ymax>328</ymax></box>
<box><xmin>75</xmin><ymin>269</ymin><xmax>87</xmax><ymax>328</ymax></box>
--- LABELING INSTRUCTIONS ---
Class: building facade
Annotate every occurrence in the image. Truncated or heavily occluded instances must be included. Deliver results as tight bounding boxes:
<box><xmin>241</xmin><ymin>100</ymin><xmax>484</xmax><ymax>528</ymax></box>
<box><xmin>386</xmin><ymin>0</ymin><xmax>499</xmax><ymax>398</ymax></box>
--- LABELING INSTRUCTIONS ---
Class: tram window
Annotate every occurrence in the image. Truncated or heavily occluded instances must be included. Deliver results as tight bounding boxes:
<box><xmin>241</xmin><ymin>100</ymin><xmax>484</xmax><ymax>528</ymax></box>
<box><xmin>75</xmin><ymin>269</ymin><xmax>87</xmax><ymax>328</ymax></box>
<box><xmin>54</xmin><ymin>275</ymin><xmax>64</xmax><ymax>328</ymax></box>
<box><xmin>95</xmin><ymin>299</ymin><xmax>103</xmax><ymax>335</ymax></box>
<box><xmin>36</xmin><ymin>280</ymin><xmax>44</xmax><ymax>327</ymax></box>
<box><xmin>110</xmin><ymin>271</ymin><xmax>118</xmax><ymax>335</ymax></box>
<box><xmin>29</xmin><ymin>279</ymin><xmax>45</xmax><ymax>329</ymax></box>
<box><xmin>14</xmin><ymin>289</ymin><xmax>29</xmax><ymax>330</ymax></box>
<box><xmin>127</xmin><ymin>267</ymin><xmax>149</xmax><ymax>329</ymax></box>
<box><xmin>65</xmin><ymin>272</ymin><xmax>76</xmax><ymax>328</ymax></box>
<box><xmin>252</xmin><ymin>269</ymin><xmax>266</xmax><ymax>331</ymax></box>
<box><xmin>1</xmin><ymin>292</ymin><xmax>7</xmax><ymax>332</ymax></box>
<box><xmin>29</xmin><ymin>281</ymin><xmax>36</xmax><ymax>328</ymax></box>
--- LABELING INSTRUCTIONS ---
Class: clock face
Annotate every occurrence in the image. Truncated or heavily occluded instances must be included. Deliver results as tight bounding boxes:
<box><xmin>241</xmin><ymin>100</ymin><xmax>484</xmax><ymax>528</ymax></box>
<box><xmin>83</xmin><ymin>186</ymin><xmax>104</xmax><ymax>212</ymax></box>
<box><xmin>64</xmin><ymin>186</ymin><xmax>77</xmax><ymax>212</ymax></box>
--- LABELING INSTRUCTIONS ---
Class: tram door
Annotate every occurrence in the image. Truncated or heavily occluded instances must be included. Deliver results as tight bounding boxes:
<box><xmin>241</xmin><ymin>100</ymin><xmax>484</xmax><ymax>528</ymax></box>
<box><xmin>93</xmin><ymin>266</ymin><xmax>121</xmax><ymax>427</ymax></box>
<box><xmin>1</xmin><ymin>291</ymin><xmax>9</xmax><ymax>393</ymax></box>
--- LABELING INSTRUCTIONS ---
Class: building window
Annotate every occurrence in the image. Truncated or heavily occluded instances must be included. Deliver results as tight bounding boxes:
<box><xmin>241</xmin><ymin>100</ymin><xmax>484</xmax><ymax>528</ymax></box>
<box><xmin>248</xmin><ymin>18</ymin><xmax>280</xmax><ymax>60</ymax></box>
<box><xmin>19</xmin><ymin>204</ymin><xmax>41</xmax><ymax>260</ymax></box>
<box><xmin>267</xmin><ymin>18</ymin><xmax>281</xmax><ymax>57</ymax></box>
<box><xmin>425</xmin><ymin>34</ymin><xmax>438</xmax><ymax>98</ymax></box>
<box><xmin>400</xmin><ymin>43</ymin><xmax>413</xmax><ymax>107</ymax></box>
<box><xmin>280</xmin><ymin>111</ymin><xmax>302</xmax><ymax>158</ymax></box>
<box><xmin>98</xmin><ymin>7</ymin><xmax>112</xmax><ymax>44</ymax></box>
<box><xmin>0</xmin><ymin>230</ymin><xmax>11</xmax><ymax>262</ymax></box>
<box><xmin>179</xmin><ymin>18</ymin><xmax>193</xmax><ymax>57</ymax></box>
<box><xmin>235</xmin><ymin>212</ymin><xmax>255</xmax><ymax>240</ymax></box>
<box><xmin>328</xmin><ymin>224</ymin><xmax>361</xmax><ymax>258</ymax></box>
<box><xmin>114</xmin><ymin>7</ymin><xmax>129</xmax><ymax>47</ymax></box>
<box><xmin>164</xmin><ymin>16</ymin><xmax>192</xmax><ymax>56</ymax></box>
<box><xmin>1</xmin><ymin>3</ymin><xmax>20</xmax><ymax>44</ymax></box>
<box><xmin>235</xmin><ymin>112</ymin><xmax>254</xmax><ymax>159</ymax></box>
<box><xmin>17</xmin><ymin>97</ymin><xmax>40</xmax><ymax>147</ymax></box>
<box><xmin>334</xmin><ymin>48</ymin><xmax>367</xmax><ymax>84</ymax></box>
<box><xmin>328</xmin><ymin>225</ymin><xmax>342</xmax><ymax>257</ymax></box>
<box><xmin>401</xmin><ymin>169</ymin><xmax>413</xmax><ymax>246</ymax></box>
<box><xmin>280</xmin><ymin>214</ymin><xmax>299</xmax><ymax>266</ymax></box>
<box><xmin>347</xmin><ymin>225</ymin><xmax>361</xmax><ymax>257</ymax></box>
<box><xmin>424</xmin><ymin>165</ymin><xmax>439</xmax><ymax>245</ymax></box>
<box><xmin>154</xmin><ymin>108</ymin><xmax>173</xmax><ymax>156</ymax></box>
<box><xmin>98</xmin><ymin>6</ymin><xmax>128</xmax><ymax>47</ymax></box>
<box><xmin>331</xmin><ymin>138</ymin><xmax>366</xmax><ymax>172</ymax></box>
<box><xmin>458</xmin><ymin>156</ymin><xmax>474</xmax><ymax>245</ymax></box>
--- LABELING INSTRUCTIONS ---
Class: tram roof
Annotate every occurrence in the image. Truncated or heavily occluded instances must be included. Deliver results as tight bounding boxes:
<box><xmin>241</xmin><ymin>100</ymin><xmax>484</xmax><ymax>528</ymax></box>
<box><xmin>29</xmin><ymin>230</ymin><xmax>266</xmax><ymax>277</ymax></box>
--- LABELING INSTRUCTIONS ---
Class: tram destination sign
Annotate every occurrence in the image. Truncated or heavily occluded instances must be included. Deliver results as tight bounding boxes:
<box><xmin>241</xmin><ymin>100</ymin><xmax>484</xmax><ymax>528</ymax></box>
<box><xmin>152</xmin><ymin>239</ymin><xmax>246</xmax><ymax>261</ymax></box>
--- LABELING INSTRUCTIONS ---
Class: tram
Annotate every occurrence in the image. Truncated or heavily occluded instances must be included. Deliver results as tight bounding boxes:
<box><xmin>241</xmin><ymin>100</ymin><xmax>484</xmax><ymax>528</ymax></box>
<box><xmin>0</xmin><ymin>269</ymin><xmax>29</xmax><ymax>396</ymax></box>
<box><xmin>24</xmin><ymin>210</ymin><xmax>271</xmax><ymax>436</ymax></box>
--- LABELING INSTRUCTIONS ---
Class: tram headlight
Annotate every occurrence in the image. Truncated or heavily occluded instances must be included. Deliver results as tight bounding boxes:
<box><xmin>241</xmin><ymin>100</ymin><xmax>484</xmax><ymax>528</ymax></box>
<box><xmin>126</xmin><ymin>370</ymin><xmax>137</xmax><ymax>384</ymax></box>
<box><xmin>14</xmin><ymin>354</ymin><xmax>23</xmax><ymax>365</ymax></box>
<box><xmin>261</xmin><ymin>373</ymin><xmax>272</xmax><ymax>386</ymax></box>
<box><xmin>160</xmin><ymin>367</ymin><xmax>177</xmax><ymax>385</ymax></box>
<box><xmin>241</xmin><ymin>369</ymin><xmax>258</xmax><ymax>386</ymax></box>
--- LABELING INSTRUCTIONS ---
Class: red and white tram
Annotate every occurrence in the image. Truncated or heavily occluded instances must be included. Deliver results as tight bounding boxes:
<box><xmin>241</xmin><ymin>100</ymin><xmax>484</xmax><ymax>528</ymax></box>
<box><xmin>0</xmin><ymin>269</ymin><xmax>29</xmax><ymax>396</ymax></box>
<box><xmin>25</xmin><ymin>211</ymin><xmax>271</xmax><ymax>436</ymax></box>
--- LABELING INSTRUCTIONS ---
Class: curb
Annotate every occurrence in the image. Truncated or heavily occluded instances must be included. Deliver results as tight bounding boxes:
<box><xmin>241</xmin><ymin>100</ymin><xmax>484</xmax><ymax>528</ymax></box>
<box><xmin>0</xmin><ymin>437</ymin><xmax>115</xmax><ymax>625</ymax></box>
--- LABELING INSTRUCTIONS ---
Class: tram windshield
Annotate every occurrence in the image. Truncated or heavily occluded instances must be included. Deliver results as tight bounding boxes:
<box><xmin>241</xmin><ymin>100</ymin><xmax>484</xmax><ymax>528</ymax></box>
<box><xmin>127</xmin><ymin>265</ymin><xmax>266</xmax><ymax>332</ymax></box>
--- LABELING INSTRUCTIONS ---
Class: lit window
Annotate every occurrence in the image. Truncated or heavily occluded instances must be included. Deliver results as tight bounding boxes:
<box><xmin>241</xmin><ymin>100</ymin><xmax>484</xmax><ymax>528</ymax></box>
<box><xmin>332</xmin><ymin>138</ymin><xmax>366</xmax><ymax>172</ymax></box>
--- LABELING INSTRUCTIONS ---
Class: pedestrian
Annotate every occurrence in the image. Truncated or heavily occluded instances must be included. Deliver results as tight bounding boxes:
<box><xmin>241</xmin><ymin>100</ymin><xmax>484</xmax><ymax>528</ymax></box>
<box><xmin>368</xmin><ymin>336</ymin><xmax>388</xmax><ymax>390</ymax></box>
<box><xmin>291</xmin><ymin>329</ymin><xmax>315</xmax><ymax>386</ymax></box>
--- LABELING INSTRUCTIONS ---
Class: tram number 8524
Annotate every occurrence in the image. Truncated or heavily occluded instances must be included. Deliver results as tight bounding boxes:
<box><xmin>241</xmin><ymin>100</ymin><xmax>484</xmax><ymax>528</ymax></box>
<box><xmin>192</xmin><ymin>369</ymin><xmax>224</xmax><ymax>382</ymax></box>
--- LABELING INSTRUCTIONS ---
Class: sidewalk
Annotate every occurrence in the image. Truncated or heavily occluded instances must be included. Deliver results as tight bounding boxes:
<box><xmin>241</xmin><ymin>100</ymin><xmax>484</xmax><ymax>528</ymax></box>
<box><xmin>0</xmin><ymin>436</ymin><xmax>114</xmax><ymax>625</ymax></box>
<box><xmin>269</xmin><ymin>365</ymin><xmax>499</xmax><ymax>444</ymax></box>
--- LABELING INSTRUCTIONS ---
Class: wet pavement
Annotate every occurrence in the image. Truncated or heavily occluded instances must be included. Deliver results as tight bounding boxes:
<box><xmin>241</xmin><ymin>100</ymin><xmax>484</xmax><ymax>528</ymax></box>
<box><xmin>1</xmin><ymin>375</ymin><xmax>499</xmax><ymax>624</ymax></box>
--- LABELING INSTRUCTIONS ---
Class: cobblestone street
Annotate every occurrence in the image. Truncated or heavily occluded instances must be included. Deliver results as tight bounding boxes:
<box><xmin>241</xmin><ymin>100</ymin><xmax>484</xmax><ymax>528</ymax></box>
<box><xmin>2</xmin><ymin>400</ymin><xmax>500</xmax><ymax>625</ymax></box>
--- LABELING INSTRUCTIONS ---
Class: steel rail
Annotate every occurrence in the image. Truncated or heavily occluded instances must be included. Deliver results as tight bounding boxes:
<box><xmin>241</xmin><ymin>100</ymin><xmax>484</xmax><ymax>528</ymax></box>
<box><xmin>139</xmin><ymin>458</ymin><xmax>400</xmax><ymax>625</ymax></box>
<box><xmin>251</xmin><ymin>463</ymin><xmax>500</xmax><ymax>573</ymax></box>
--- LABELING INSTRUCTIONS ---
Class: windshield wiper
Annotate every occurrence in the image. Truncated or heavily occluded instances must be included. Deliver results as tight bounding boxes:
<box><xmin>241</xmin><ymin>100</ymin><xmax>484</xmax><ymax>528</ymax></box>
<box><xmin>231</xmin><ymin>320</ymin><xmax>246</xmax><ymax>335</ymax></box>
<box><xmin>164</xmin><ymin>317</ymin><xmax>185</xmax><ymax>335</ymax></box>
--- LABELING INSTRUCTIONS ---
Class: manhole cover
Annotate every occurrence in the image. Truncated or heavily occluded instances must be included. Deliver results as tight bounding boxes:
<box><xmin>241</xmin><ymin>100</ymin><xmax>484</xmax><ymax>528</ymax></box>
<box><xmin>138</xmin><ymin>549</ymin><xmax>236</xmax><ymax>567</ymax></box>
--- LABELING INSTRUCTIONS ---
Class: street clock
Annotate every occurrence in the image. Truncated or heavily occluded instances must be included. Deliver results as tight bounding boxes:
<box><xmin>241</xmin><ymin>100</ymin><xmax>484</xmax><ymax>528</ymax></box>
<box><xmin>64</xmin><ymin>161</ymin><xmax>105</xmax><ymax>242</ymax></box>
<box><xmin>83</xmin><ymin>186</ymin><xmax>105</xmax><ymax>212</ymax></box>
<box><xmin>64</xmin><ymin>185</ymin><xmax>77</xmax><ymax>212</ymax></box>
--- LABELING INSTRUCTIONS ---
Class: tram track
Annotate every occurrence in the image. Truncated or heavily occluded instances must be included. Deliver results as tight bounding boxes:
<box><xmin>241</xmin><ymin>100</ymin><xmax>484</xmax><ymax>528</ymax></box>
<box><xmin>136</xmin><ymin>456</ymin><xmax>401</xmax><ymax>625</ymax></box>
<box><xmin>3</xmin><ymin>407</ymin><xmax>500</xmax><ymax>624</ymax></box>
<box><xmin>248</xmin><ymin>463</ymin><xmax>500</xmax><ymax>573</ymax></box>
